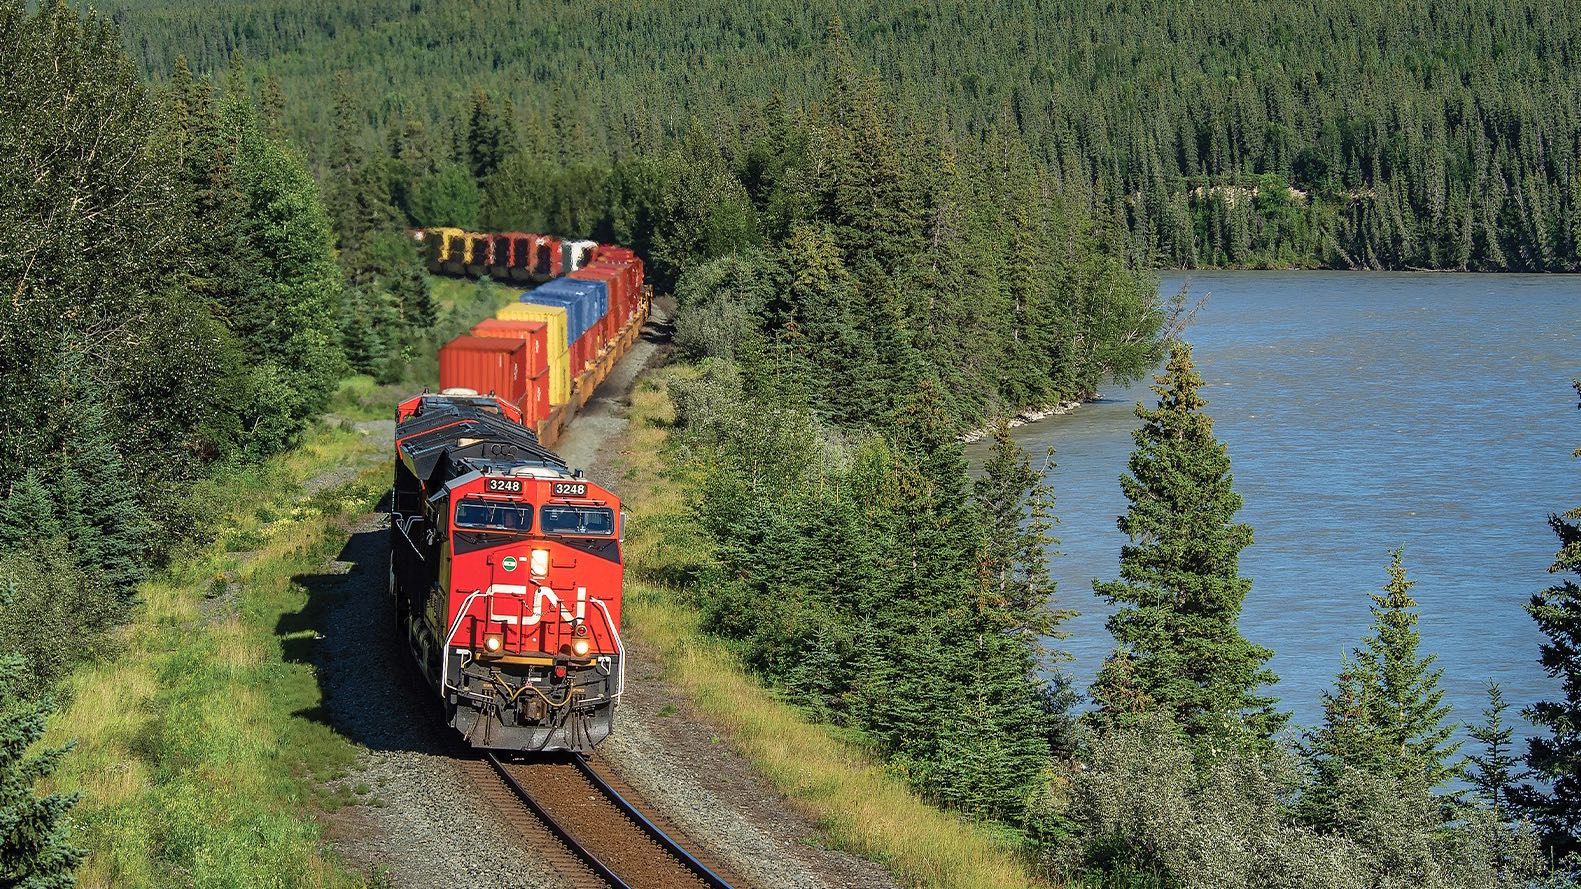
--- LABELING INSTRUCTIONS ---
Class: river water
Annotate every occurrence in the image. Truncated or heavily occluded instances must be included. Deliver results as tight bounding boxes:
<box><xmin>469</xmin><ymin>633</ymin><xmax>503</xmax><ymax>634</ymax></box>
<box><xmin>974</xmin><ymin>272</ymin><xmax>1581</xmax><ymax>737</ymax></box>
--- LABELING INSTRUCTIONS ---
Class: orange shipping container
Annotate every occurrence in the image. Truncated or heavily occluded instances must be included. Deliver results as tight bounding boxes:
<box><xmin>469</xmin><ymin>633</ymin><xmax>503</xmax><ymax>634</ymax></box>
<box><xmin>438</xmin><ymin>335</ymin><xmax>528</xmax><ymax>406</ymax></box>
<box><xmin>469</xmin><ymin>318</ymin><xmax>549</xmax><ymax>377</ymax></box>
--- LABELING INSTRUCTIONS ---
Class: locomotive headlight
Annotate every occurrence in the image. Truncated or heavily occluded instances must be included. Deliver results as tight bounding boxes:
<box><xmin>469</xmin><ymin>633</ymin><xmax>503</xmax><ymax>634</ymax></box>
<box><xmin>530</xmin><ymin>548</ymin><xmax>550</xmax><ymax>577</ymax></box>
<box><xmin>483</xmin><ymin>633</ymin><xmax>504</xmax><ymax>654</ymax></box>
<box><xmin>570</xmin><ymin>637</ymin><xmax>591</xmax><ymax>658</ymax></box>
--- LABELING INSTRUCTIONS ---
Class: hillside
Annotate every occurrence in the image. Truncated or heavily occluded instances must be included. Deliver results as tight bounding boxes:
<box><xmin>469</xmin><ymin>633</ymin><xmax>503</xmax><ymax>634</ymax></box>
<box><xmin>110</xmin><ymin>0</ymin><xmax>1581</xmax><ymax>270</ymax></box>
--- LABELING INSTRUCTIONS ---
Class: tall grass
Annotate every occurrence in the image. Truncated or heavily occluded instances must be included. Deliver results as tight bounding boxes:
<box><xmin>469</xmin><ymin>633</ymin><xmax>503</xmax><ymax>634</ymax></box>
<box><xmin>618</xmin><ymin>369</ymin><xmax>1042</xmax><ymax>889</ymax></box>
<box><xmin>43</xmin><ymin>380</ymin><xmax>394</xmax><ymax>888</ymax></box>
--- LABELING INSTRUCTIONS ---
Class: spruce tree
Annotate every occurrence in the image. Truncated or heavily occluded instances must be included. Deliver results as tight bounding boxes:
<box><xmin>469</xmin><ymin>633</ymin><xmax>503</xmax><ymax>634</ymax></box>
<box><xmin>867</xmin><ymin>377</ymin><xmax>980</xmax><ymax>775</ymax></box>
<box><xmin>1514</xmin><ymin>381</ymin><xmax>1581</xmax><ymax>864</ymax></box>
<box><xmin>1353</xmin><ymin>548</ymin><xmax>1460</xmax><ymax>788</ymax></box>
<box><xmin>1306</xmin><ymin>549</ymin><xmax>1460</xmax><ymax>809</ymax></box>
<box><xmin>1091</xmin><ymin>341</ymin><xmax>1285</xmax><ymax>754</ymax></box>
<box><xmin>0</xmin><ymin>654</ymin><xmax>81</xmax><ymax>888</ymax></box>
<box><xmin>1467</xmin><ymin>682</ymin><xmax>1525</xmax><ymax>822</ymax></box>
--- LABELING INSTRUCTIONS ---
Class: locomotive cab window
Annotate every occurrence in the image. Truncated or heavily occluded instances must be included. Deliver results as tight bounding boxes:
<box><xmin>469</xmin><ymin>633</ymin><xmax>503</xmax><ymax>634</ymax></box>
<box><xmin>454</xmin><ymin>500</ymin><xmax>534</xmax><ymax>532</ymax></box>
<box><xmin>539</xmin><ymin>505</ymin><xmax>615</xmax><ymax>536</ymax></box>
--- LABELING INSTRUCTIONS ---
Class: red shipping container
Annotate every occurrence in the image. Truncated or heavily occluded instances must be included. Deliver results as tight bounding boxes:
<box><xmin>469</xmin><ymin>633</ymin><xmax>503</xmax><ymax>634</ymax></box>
<box><xmin>439</xmin><ymin>335</ymin><xmax>527</xmax><ymax>406</ymax></box>
<box><xmin>589</xmin><ymin>247</ymin><xmax>644</xmax><ymax>312</ymax></box>
<box><xmin>469</xmin><ymin>318</ymin><xmax>549</xmax><ymax>377</ymax></box>
<box><xmin>572</xmin><ymin>261</ymin><xmax>629</xmax><ymax>346</ymax></box>
<box><xmin>533</xmin><ymin>236</ymin><xmax>562</xmax><ymax>280</ymax></box>
<box><xmin>525</xmin><ymin>368</ymin><xmax>550</xmax><ymax>427</ymax></box>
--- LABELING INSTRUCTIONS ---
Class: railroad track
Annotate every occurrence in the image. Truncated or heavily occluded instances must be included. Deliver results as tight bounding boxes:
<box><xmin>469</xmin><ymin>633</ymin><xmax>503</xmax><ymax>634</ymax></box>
<box><xmin>465</xmin><ymin>751</ymin><xmax>743</xmax><ymax>889</ymax></box>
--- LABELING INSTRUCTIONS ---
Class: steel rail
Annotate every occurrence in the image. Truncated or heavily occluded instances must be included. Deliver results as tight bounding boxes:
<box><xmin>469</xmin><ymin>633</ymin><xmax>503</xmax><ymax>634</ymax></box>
<box><xmin>571</xmin><ymin>755</ymin><xmax>737</xmax><ymax>889</ymax></box>
<box><xmin>483</xmin><ymin>753</ymin><xmax>629</xmax><ymax>889</ymax></box>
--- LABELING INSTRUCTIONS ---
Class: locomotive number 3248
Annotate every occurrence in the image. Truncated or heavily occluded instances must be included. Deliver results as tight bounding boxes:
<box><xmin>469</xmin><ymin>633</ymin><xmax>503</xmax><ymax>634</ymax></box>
<box><xmin>552</xmin><ymin>482</ymin><xmax>588</xmax><ymax>497</ymax></box>
<box><xmin>486</xmin><ymin>478</ymin><xmax>523</xmax><ymax>493</ymax></box>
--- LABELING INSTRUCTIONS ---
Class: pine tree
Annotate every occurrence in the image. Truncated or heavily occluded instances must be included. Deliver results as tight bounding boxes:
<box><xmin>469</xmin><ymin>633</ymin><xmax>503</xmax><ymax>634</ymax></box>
<box><xmin>1513</xmin><ymin>381</ymin><xmax>1581</xmax><ymax>864</ymax></box>
<box><xmin>867</xmin><ymin>377</ymin><xmax>980</xmax><ymax>774</ymax></box>
<box><xmin>974</xmin><ymin>423</ymin><xmax>1068</xmax><ymax>641</ymax></box>
<box><xmin>0</xmin><ymin>654</ymin><xmax>81</xmax><ymax>887</ymax></box>
<box><xmin>0</xmin><ymin>472</ymin><xmax>62</xmax><ymax>549</ymax></box>
<box><xmin>50</xmin><ymin>370</ymin><xmax>152</xmax><ymax>603</ymax></box>
<box><xmin>1091</xmin><ymin>341</ymin><xmax>1285</xmax><ymax>755</ymax></box>
<box><xmin>1354</xmin><ymin>548</ymin><xmax>1460</xmax><ymax>788</ymax></box>
<box><xmin>1468</xmin><ymin>682</ymin><xmax>1525</xmax><ymax>822</ymax></box>
<box><xmin>947</xmin><ymin>423</ymin><xmax>1068</xmax><ymax>820</ymax></box>
<box><xmin>465</xmin><ymin>88</ymin><xmax>513</xmax><ymax>183</ymax></box>
<box><xmin>1306</xmin><ymin>548</ymin><xmax>1460</xmax><ymax>812</ymax></box>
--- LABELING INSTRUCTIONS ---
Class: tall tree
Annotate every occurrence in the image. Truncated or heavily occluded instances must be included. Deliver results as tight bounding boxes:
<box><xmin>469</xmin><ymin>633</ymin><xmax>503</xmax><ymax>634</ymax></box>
<box><xmin>465</xmin><ymin>88</ymin><xmax>514</xmax><ymax>183</ymax></box>
<box><xmin>1514</xmin><ymin>380</ymin><xmax>1581</xmax><ymax>865</ymax></box>
<box><xmin>1091</xmin><ymin>341</ymin><xmax>1285</xmax><ymax>754</ymax></box>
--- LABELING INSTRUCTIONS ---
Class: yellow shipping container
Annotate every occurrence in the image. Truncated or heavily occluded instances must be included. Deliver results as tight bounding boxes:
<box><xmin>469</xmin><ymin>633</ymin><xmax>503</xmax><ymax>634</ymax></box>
<box><xmin>497</xmin><ymin>301</ymin><xmax>570</xmax><ymax>405</ymax></box>
<box><xmin>429</xmin><ymin>227</ymin><xmax>464</xmax><ymax>263</ymax></box>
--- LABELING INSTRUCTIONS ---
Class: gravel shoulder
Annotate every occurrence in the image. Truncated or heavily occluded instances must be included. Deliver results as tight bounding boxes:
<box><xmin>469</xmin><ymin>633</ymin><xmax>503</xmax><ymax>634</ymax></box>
<box><xmin>307</xmin><ymin>305</ymin><xmax>896</xmax><ymax>888</ymax></box>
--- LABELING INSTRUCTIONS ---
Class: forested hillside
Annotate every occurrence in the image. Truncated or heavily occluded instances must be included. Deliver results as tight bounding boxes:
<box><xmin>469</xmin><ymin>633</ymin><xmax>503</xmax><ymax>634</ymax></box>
<box><xmin>111</xmin><ymin>0</ymin><xmax>1581</xmax><ymax>270</ymax></box>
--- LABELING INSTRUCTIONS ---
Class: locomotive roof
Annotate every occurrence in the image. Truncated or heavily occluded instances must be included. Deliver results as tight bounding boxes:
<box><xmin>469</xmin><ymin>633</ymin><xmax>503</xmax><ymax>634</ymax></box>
<box><xmin>396</xmin><ymin>399</ymin><xmax>568</xmax><ymax>486</ymax></box>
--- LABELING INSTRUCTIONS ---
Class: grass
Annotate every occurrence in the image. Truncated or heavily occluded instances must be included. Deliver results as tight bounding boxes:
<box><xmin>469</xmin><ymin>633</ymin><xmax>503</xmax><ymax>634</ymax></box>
<box><xmin>42</xmin><ymin>377</ymin><xmax>399</xmax><ymax>888</ymax></box>
<box><xmin>616</xmin><ymin>368</ymin><xmax>1042</xmax><ymax>889</ymax></box>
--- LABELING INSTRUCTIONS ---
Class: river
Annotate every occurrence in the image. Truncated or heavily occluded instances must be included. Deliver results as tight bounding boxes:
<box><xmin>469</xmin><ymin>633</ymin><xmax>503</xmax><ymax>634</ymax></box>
<box><xmin>973</xmin><ymin>271</ymin><xmax>1581</xmax><ymax>737</ymax></box>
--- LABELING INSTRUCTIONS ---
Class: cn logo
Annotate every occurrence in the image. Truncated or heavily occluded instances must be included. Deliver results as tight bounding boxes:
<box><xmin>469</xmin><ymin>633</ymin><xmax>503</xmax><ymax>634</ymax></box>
<box><xmin>482</xmin><ymin>584</ymin><xmax>588</xmax><ymax>625</ymax></box>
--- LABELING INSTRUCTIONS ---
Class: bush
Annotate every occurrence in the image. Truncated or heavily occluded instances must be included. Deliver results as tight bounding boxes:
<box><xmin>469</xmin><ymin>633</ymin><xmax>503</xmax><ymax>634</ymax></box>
<box><xmin>1044</xmin><ymin>719</ymin><xmax>1545</xmax><ymax>889</ymax></box>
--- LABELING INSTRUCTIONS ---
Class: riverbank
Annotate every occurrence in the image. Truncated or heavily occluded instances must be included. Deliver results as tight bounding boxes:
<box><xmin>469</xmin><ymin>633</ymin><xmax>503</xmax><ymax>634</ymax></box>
<box><xmin>960</xmin><ymin>397</ymin><xmax>1091</xmax><ymax>443</ymax></box>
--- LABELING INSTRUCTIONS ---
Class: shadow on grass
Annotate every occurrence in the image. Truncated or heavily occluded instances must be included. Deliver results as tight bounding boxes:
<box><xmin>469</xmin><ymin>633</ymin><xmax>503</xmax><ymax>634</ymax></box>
<box><xmin>278</xmin><ymin>516</ymin><xmax>456</xmax><ymax>756</ymax></box>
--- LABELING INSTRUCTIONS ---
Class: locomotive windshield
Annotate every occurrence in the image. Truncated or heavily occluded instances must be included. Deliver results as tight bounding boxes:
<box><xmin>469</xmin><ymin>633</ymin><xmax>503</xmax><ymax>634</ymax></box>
<box><xmin>454</xmin><ymin>499</ymin><xmax>534</xmax><ymax>532</ymax></box>
<box><xmin>539</xmin><ymin>505</ymin><xmax>615</xmax><ymax>536</ymax></box>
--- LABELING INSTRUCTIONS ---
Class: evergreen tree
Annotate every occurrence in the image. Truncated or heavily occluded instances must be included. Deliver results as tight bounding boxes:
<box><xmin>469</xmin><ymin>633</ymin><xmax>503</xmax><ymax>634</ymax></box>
<box><xmin>974</xmin><ymin>424</ymin><xmax>1068</xmax><ymax>642</ymax></box>
<box><xmin>49</xmin><ymin>367</ymin><xmax>152</xmax><ymax>603</ymax></box>
<box><xmin>408</xmin><ymin>161</ymin><xmax>480</xmax><ymax>228</ymax></box>
<box><xmin>1305</xmin><ymin>548</ymin><xmax>1460</xmax><ymax>820</ymax></box>
<box><xmin>465</xmin><ymin>88</ymin><xmax>513</xmax><ymax>183</ymax></box>
<box><xmin>1514</xmin><ymin>382</ymin><xmax>1581</xmax><ymax>864</ymax></box>
<box><xmin>867</xmin><ymin>377</ymin><xmax>980</xmax><ymax>775</ymax></box>
<box><xmin>1468</xmin><ymin>681</ymin><xmax>1525</xmax><ymax>822</ymax></box>
<box><xmin>1091</xmin><ymin>341</ymin><xmax>1285</xmax><ymax>755</ymax></box>
<box><xmin>1352</xmin><ymin>548</ymin><xmax>1460</xmax><ymax>788</ymax></box>
<box><xmin>0</xmin><ymin>654</ymin><xmax>81</xmax><ymax>888</ymax></box>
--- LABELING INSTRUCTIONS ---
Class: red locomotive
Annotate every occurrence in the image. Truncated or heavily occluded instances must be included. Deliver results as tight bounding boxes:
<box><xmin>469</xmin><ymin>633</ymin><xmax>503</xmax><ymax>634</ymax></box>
<box><xmin>391</xmin><ymin>392</ymin><xmax>624</xmax><ymax>752</ymax></box>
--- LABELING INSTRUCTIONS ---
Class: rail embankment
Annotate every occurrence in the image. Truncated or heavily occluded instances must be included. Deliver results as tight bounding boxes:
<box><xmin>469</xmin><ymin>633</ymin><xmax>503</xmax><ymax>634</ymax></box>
<box><xmin>613</xmin><ymin>366</ymin><xmax>1040</xmax><ymax>889</ymax></box>
<box><xmin>40</xmin><ymin>380</ymin><xmax>398</xmax><ymax>888</ymax></box>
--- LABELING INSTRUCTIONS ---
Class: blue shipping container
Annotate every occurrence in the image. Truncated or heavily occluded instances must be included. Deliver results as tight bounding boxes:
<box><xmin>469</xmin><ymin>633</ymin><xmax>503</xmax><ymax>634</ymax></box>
<box><xmin>521</xmin><ymin>278</ymin><xmax>608</xmax><ymax>344</ymax></box>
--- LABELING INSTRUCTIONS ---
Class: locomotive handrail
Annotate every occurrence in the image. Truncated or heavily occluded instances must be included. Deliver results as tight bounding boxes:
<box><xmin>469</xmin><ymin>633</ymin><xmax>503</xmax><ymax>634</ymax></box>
<box><xmin>589</xmin><ymin>597</ymin><xmax>625</xmax><ymax>701</ymax></box>
<box><xmin>439</xmin><ymin>589</ymin><xmax>485</xmax><ymax>697</ymax></box>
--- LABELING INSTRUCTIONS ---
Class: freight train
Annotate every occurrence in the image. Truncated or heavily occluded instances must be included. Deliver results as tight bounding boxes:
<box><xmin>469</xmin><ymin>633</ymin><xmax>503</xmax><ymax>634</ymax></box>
<box><xmin>392</xmin><ymin>231</ymin><xmax>649</xmax><ymax>753</ymax></box>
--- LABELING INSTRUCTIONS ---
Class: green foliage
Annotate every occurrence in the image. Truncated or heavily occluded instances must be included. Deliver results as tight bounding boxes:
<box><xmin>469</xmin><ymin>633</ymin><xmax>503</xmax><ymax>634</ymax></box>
<box><xmin>668</xmin><ymin>365</ymin><xmax>1064</xmax><ymax>825</ymax></box>
<box><xmin>0</xmin><ymin>655</ymin><xmax>81</xmax><ymax>889</ymax></box>
<box><xmin>407</xmin><ymin>161</ymin><xmax>480</xmax><ymax>228</ymax></box>
<box><xmin>1091</xmin><ymin>341</ymin><xmax>1285</xmax><ymax>755</ymax></box>
<box><xmin>1514</xmin><ymin>381</ymin><xmax>1581</xmax><ymax>866</ymax></box>
<box><xmin>110</xmin><ymin>0</ymin><xmax>1581</xmax><ymax>272</ymax></box>
<box><xmin>1468</xmin><ymin>683</ymin><xmax>1525</xmax><ymax>821</ymax></box>
<box><xmin>1306</xmin><ymin>549</ymin><xmax>1460</xmax><ymax>806</ymax></box>
<box><xmin>1047</xmin><ymin>719</ymin><xmax>1547</xmax><ymax>889</ymax></box>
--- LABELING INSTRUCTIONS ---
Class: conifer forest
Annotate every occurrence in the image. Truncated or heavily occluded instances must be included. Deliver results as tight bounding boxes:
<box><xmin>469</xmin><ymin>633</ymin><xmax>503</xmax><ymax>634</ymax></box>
<box><xmin>2</xmin><ymin>0</ymin><xmax>1579</xmax><ymax>887</ymax></box>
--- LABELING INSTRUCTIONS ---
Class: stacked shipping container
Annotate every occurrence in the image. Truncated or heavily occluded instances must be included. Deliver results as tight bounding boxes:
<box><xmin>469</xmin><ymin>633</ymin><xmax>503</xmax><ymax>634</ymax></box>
<box><xmin>429</xmin><ymin>230</ymin><xmax>648</xmax><ymax>442</ymax></box>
